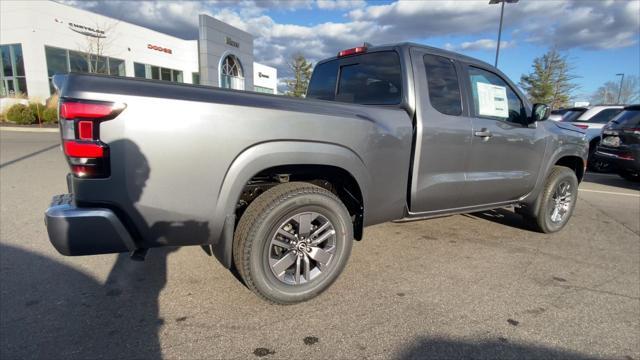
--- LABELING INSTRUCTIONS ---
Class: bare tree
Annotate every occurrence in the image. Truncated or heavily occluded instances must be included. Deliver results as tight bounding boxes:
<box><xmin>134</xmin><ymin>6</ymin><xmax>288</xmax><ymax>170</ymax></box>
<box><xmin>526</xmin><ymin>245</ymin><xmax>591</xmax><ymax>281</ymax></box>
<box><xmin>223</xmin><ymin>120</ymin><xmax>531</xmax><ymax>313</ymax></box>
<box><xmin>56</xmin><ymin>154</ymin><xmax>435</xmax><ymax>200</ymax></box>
<box><xmin>75</xmin><ymin>21</ymin><xmax>119</xmax><ymax>74</ymax></box>
<box><xmin>590</xmin><ymin>75</ymin><xmax>640</xmax><ymax>105</ymax></box>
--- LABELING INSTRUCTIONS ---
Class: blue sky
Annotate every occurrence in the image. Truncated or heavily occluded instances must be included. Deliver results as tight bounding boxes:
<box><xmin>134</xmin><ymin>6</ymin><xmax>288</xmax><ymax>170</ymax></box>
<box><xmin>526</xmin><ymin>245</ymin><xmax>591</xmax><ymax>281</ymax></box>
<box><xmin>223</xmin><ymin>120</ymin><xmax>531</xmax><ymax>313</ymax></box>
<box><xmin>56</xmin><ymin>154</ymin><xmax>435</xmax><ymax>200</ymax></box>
<box><xmin>66</xmin><ymin>0</ymin><xmax>640</xmax><ymax>100</ymax></box>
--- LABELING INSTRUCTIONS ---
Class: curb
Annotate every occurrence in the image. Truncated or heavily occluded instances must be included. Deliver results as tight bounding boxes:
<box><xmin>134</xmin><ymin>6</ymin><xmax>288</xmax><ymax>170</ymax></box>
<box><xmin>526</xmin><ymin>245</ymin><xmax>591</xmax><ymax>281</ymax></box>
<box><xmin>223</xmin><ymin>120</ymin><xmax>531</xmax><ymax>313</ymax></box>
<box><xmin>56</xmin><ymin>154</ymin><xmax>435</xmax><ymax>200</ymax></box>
<box><xmin>0</xmin><ymin>126</ymin><xmax>58</xmax><ymax>133</ymax></box>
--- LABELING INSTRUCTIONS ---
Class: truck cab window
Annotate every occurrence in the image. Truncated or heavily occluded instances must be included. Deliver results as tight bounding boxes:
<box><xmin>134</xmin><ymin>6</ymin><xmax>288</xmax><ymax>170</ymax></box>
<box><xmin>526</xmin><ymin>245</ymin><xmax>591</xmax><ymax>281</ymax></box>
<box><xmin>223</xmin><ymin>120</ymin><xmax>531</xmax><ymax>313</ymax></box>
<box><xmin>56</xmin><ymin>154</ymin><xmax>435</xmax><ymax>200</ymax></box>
<box><xmin>306</xmin><ymin>60</ymin><xmax>338</xmax><ymax>100</ymax></box>
<box><xmin>423</xmin><ymin>54</ymin><xmax>462</xmax><ymax>116</ymax></box>
<box><xmin>468</xmin><ymin>66</ymin><xmax>526</xmax><ymax>124</ymax></box>
<box><xmin>307</xmin><ymin>51</ymin><xmax>402</xmax><ymax>105</ymax></box>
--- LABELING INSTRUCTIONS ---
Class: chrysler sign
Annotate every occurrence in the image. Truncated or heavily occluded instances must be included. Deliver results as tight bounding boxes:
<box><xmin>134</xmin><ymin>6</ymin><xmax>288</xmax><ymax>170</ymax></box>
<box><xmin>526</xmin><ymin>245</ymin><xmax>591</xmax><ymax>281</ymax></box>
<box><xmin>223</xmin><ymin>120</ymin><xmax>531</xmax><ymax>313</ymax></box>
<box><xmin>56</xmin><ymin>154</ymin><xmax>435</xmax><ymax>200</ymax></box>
<box><xmin>67</xmin><ymin>22</ymin><xmax>106</xmax><ymax>38</ymax></box>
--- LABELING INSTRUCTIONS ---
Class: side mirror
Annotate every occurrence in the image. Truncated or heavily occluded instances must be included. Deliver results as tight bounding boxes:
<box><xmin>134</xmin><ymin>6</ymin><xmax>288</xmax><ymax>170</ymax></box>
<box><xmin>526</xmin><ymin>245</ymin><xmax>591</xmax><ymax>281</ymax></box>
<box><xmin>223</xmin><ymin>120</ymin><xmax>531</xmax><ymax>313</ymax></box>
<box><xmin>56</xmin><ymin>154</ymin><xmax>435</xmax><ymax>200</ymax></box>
<box><xmin>531</xmin><ymin>103</ymin><xmax>550</xmax><ymax>123</ymax></box>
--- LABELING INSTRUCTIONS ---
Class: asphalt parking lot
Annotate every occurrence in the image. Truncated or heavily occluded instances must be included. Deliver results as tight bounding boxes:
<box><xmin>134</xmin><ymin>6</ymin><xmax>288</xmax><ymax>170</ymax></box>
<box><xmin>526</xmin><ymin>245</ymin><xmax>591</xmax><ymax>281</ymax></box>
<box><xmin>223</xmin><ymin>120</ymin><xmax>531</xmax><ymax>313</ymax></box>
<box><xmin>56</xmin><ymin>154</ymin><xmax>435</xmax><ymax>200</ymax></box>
<box><xmin>1</xmin><ymin>130</ymin><xmax>639</xmax><ymax>360</ymax></box>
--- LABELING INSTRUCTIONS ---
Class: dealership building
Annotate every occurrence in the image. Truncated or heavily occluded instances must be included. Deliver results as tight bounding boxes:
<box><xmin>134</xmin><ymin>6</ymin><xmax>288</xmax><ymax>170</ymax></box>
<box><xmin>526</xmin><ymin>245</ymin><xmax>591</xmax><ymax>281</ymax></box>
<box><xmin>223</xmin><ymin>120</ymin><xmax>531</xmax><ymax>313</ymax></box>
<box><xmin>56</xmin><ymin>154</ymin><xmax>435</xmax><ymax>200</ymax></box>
<box><xmin>0</xmin><ymin>0</ymin><xmax>278</xmax><ymax>107</ymax></box>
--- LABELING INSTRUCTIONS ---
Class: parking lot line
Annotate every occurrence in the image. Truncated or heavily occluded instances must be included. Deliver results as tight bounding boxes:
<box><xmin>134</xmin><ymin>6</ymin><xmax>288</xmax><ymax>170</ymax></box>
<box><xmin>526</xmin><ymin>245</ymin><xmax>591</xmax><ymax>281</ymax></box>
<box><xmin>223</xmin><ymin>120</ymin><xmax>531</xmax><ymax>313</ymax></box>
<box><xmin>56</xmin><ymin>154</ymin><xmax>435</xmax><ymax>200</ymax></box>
<box><xmin>579</xmin><ymin>188</ymin><xmax>640</xmax><ymax>197</ymax></box>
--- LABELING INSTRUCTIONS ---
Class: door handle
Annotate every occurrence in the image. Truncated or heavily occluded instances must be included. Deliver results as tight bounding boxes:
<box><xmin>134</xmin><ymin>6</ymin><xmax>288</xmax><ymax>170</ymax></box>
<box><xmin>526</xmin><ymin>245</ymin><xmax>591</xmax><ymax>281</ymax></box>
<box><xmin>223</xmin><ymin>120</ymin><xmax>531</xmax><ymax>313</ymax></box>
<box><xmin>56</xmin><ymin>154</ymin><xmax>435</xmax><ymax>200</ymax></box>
<box><xmin>474</xmin><ymin>129</ymin><xmax>492</xmax><ymax>138</ymax></box>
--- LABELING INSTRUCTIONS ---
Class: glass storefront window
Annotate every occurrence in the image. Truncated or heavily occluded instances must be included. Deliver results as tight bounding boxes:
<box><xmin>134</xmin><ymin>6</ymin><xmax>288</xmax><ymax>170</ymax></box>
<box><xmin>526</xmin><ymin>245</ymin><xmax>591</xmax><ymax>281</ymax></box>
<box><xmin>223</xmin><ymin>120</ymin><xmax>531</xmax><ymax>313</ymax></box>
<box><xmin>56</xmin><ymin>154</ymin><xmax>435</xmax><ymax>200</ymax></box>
<box><xmin>172</xmin><ymin>70</ymin><xmax>183</xmax><ymax>82</ymax></box>
<box><xmin>254</xmin><ymin>85</ymin><xmax>274</xmax><ymax>94</ymax></box>
<box><xmin>0</xmin><ymin>44</ymin><xmax>28</xmax><ymax>97</ymax></box>
<box><xmin>192</xmin><ymin>72</ymin><xmax>199</xmax><ymax>85</ymax></box>
<box><xmin>46</xmin><ymin>47</ymin><xmax>67</xmax><ymax>77</ymax></box>
<box><xmin>1</xmin><ymin>45</ymin><xmax>12</xmax><ymax>77</ymax></box>
<box><xmin>109</xmin><ymin>58</ymin><xmax>126</xmax><ymax>77</ymax></box>
<box><xmin>87</xmin><ymin>55</ymin><xmax>108</xmax><ymax>74</ymax></box>
<box><xmin>220</xmin><ymin>54</ymin><xmax>244</xmax><ymax>90</ymax></box>
<box><xmin>13</xmin><ymin>45</ymin><xmax>24</xmax><ymax>76</ymax></box>
<box><xmin>134</xmin><ymin>62</ymin><xmax>145</xmax><ymax>78</ymax></box>
<box><xmin>133</xmin><ymin>62</ymin><xmax>184</xmax><ymax>83</ymax></box>
<box><xmin>161</xmin><ymin>67</ymin><xmax>171</xmax><ymax>81</ymax></box>
<box><xmin>45</xmin><ymin>46</ymin><xmax>126</xmax><ymax>94</ymax></box>
<box><xmin>69</xmin><ymin>51</ymin><xmax>89</xmax><ymax>73</ymax></box>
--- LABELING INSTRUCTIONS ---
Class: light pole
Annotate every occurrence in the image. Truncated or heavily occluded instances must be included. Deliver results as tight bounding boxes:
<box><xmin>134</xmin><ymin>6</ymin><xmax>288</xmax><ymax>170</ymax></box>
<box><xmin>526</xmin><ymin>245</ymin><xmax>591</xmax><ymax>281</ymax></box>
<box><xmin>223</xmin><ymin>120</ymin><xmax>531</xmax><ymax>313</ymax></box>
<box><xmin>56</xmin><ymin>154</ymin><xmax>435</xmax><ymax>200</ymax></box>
<box><xmin>616</xmin><ymin>73</ymin><xmax>624</xmax><ymax>104</ymax></box>
<box><xmin>489</xmin><ymin>0</ymin><xmax>519</xmax><ymax>68</ymax></box>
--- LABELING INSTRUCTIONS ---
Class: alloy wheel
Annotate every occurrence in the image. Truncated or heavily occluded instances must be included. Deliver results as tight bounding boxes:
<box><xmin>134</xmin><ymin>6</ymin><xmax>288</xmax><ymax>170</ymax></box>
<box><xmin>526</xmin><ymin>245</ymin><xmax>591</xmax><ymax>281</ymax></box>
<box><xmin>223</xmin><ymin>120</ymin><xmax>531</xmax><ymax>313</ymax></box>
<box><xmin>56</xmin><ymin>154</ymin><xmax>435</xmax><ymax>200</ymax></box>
<box><xmin>268</xmin><ymin>212</ymin><xmax>336</xmax><ymax>285</ymax></box>
<box><xmin>549</xmin><ymin>180</ymin><xmax>572</xmax><ymax>223</ymax></box>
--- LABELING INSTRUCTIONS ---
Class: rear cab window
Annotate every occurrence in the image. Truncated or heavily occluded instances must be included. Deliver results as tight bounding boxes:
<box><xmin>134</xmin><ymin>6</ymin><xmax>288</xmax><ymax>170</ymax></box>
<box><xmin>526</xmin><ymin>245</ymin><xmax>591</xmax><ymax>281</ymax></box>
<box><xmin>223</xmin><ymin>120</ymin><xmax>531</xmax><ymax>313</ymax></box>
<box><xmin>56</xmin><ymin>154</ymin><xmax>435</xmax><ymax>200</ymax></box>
<box><xmin>307</xmin><ymin>51</ymin><xmax>402</xmax><ymax>105</ymax></box>
<box><xmin>423</xmin><ymin>54</ymin><xmax>462</xmax><ymax>116</ymax></box>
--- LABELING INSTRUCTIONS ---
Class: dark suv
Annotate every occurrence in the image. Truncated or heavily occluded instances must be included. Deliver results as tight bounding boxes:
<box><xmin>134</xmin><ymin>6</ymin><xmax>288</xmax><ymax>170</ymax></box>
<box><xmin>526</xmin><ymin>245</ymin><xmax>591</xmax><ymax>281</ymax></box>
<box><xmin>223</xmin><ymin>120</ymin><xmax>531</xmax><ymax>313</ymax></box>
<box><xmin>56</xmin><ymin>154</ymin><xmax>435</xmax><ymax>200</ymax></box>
<box><xmin>596</xmin><ymin>105</ymin><xmax>640</xmax><ymax>181</ymax></box>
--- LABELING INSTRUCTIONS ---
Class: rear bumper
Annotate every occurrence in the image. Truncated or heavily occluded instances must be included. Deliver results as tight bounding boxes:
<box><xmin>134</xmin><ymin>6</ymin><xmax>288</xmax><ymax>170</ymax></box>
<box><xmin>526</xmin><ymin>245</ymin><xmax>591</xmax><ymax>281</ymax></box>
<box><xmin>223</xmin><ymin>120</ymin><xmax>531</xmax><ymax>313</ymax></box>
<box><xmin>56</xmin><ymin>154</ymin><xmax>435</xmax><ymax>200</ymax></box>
<box><xmin>45</xmin><ymin>194</ymin><xmax>136</xmax><ymax>256</ymax></box>
<box><xmin>594</xmin><ymin>147</ymin><xmax>640</xmax><ymax>172</ymax></box>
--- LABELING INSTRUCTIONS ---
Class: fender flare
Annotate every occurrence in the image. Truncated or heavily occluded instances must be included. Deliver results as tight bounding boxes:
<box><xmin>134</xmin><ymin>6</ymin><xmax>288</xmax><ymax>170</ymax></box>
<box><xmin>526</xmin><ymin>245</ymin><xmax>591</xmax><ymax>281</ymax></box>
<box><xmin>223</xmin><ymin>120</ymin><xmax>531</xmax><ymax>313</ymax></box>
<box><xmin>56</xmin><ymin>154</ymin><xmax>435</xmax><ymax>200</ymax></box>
<box><xmin>520</xmin><ymin>144</ymin><xmax>587</xmax><ymax>213</ymax></box>
<box><xmin>211</xmin><ymin>141</ymin><xmax>371</xmax><ymax>267</ymax></box>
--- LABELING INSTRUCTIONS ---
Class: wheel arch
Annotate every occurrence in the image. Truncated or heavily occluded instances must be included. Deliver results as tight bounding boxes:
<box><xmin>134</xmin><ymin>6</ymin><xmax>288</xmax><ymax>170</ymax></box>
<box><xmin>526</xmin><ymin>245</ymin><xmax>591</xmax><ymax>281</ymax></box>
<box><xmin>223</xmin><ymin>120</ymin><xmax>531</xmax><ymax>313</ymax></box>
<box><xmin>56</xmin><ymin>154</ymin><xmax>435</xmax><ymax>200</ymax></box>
<box><xmin>519</xmin><ymin>148</ymin><xmax>586</xmax><ymax>215</ymax></box>
<box><xmin>212</xmin><ymin>141</ymin><xmax>370</xmax><ymax>267</ymax></box>
<box><xmin>555</xmin><ymin>155</ymin><xmax>585</xmax><ymax>183</ymax></box>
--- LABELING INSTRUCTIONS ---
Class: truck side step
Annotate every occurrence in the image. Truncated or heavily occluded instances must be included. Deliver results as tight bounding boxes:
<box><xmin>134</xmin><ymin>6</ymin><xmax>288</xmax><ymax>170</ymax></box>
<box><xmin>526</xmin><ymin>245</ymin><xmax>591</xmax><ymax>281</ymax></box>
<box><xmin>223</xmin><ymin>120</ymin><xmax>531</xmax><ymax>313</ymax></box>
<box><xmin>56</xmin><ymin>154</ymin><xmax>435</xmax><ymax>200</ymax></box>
<box><xmin>129</xmin><ymin>248</ymin><xmax>148</xmax><ymax>261</ymax></box>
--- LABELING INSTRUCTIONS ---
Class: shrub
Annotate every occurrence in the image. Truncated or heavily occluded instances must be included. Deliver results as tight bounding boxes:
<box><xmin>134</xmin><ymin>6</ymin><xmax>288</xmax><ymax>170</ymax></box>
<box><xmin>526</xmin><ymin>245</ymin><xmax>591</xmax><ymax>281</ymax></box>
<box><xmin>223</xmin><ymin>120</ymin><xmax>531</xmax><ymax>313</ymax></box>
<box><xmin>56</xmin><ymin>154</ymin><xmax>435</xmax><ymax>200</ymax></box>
<box><xmin>42</xmin><ymin>107</ymin><xmax>58</xmax><ymax>124</ymax></box>
<box><xmin>29</xmin><ymin>103</ymin><xmax>44</xmax><ymax>123</ymax></box>
<box><xmin>5</xmin><ymin>104</ymin><xmax>36</xmax><ymax>125</ymax></box>
<box><xmin>46</xmin><ymin>93</ymin><xmax>59</xmax><ymax>109</ymax></box>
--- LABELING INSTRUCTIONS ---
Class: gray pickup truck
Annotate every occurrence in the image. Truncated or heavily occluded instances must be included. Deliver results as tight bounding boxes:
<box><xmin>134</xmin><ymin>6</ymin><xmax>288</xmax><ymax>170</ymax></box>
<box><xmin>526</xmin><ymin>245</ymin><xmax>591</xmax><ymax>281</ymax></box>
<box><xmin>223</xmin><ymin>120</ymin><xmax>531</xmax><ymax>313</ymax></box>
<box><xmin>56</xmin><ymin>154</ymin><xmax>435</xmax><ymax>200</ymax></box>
<box><xmin>46</xmin><ymin>43</ymin><xmax>587</xmax><ymax>303</ymax></box>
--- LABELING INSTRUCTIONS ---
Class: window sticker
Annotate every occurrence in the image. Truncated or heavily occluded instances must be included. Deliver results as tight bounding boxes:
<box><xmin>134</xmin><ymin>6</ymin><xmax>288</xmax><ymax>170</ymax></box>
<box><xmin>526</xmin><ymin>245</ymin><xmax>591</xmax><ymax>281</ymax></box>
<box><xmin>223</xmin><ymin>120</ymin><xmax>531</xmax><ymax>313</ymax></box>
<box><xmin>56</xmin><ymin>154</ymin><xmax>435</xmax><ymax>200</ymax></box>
<box><xmin>476</xmin><ymin>82</ymin><xmax>508</xmax><ymax>118</ymax></box>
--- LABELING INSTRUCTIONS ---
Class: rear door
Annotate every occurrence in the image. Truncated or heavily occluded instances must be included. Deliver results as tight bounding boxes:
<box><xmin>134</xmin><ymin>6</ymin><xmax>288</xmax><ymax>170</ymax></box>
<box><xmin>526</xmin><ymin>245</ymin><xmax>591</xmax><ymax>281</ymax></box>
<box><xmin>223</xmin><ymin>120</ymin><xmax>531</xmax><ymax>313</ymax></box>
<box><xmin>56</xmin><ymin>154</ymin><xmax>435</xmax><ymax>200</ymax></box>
<box><xmin>461</xmin><ymin>64</ymin><xmax>547</xmax><ymax>205</ymax></box>
<box><xmin>408</xmin><ymin>48</ymin><xmax>472</xmax><ymax>213</ymax></box>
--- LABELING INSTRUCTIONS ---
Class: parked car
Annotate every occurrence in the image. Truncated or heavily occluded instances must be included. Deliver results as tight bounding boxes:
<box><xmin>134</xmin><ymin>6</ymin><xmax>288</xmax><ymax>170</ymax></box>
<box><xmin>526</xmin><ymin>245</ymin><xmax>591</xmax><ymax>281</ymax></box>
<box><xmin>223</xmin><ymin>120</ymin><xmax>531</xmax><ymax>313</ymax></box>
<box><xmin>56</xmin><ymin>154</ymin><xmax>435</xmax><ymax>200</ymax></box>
<box><xmin>595</xmin><ymin>105</ymin><xmax>640</xmax><ymax>182</ymax></box>
<box><xmin>560</xmin><ymin>105</ymin><xmax>624</xmax><ymax>171</ymax></box>
<box><xmin>548</xmin><ymin>108</ymin><xmax>570</xmax><ymax>121</ymax></box>
<box><xmin>45</xmin><ymin>43</ymin><xmax>588</xmax><ymax>303</ymax></box>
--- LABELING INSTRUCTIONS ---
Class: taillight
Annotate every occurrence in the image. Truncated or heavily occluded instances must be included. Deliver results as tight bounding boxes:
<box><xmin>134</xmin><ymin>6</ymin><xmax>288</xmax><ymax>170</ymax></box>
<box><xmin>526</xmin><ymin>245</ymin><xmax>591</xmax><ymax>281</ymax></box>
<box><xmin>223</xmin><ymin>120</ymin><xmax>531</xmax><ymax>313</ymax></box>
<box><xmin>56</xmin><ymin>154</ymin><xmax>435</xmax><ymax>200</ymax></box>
<box><xmin>77</xmin><ymin>121</ymin><xmax>94</xmax><ymax>140</ymax></box>
<box><xmin>63</xmin><ymin>140</ymin><xmax>105</xmax><ymax>158</ymax></box>
<box><xmin>573</xmin><ymin>124</ymin><xmax>589</xmax><ymax>130</ymax></box>
<box><xmin>623</xmin><ymin>128</ymin><xmax>640</xmax><ymax>135</ymax></box>
<box><xmin>60</xmin><ymin>102</ymin><xmax>114</xmax><ymax>119</ymax></box>
<box><xmin>338</xmin><ymin>46</ymin><xmax>367</xmax><ymax>57</ymax></box>
<box><xmin>59</xmin><ymin>99</ymin><xmax>125</xmax><ymax>178</ymax></box>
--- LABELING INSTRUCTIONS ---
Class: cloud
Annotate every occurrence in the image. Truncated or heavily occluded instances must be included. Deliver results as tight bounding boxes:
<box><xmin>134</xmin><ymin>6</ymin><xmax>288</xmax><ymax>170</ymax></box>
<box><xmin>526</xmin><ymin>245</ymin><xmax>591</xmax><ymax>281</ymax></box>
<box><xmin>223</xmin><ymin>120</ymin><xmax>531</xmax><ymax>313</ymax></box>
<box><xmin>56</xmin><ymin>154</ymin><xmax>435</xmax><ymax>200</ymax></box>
<box><xmin>348</xmin><ymin>0</ymin><xmax>639</xmax><ymax>50</ymax></box>
<box><xmin>445</xmin><ymin>39</ymin><xmax>515</xmax><ymax>52</ymax></box>
<box><xmin>524</xmin><ymin>0</ymin><xmax>640</xmax><ymax>50</ymax></box>
<box><xmin>316</xmin><ymin>0</ymin><xmax>366</xmax><ymax>10</ymax></box>
<box><xmin>59</xmin><ymin>0</ymin><xmax>639</xmax><ymax>88</ymax></box>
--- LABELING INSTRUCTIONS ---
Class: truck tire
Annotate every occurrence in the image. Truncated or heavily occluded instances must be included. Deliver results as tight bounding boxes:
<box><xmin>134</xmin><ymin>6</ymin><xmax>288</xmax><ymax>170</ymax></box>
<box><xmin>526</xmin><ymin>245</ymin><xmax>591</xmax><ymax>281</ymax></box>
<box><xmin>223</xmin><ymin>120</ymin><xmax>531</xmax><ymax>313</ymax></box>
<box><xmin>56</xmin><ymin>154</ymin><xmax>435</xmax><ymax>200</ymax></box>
<box><xmin>233</xmin><ymin>182</ymin><xmax>353</xmax><ymax>304</ymax></box>
<box><xmin>523</xmin><ymin>166</ymin><xmax>579</xmax><ymax>233</ymax></box>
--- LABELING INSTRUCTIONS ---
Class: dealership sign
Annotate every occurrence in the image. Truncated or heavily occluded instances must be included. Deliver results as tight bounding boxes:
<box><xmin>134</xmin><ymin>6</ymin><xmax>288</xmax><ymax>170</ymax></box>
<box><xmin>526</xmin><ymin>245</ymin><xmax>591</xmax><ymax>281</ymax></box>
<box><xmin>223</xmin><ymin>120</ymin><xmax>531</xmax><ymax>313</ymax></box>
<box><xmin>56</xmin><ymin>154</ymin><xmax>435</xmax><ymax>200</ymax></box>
<box><xmin>225</xmin><ymin>36</ymin><xmax>239</xmax><ymax>48</ymax></box>
<box><xmin>67</xmin><ymin>22</ymin><xmax>106</xmax><ymax>38</ymax></box>
<box><xmin>147</xmin><ymin>44</ymin><xmax>173</xmax><ymax>54</ymax></box>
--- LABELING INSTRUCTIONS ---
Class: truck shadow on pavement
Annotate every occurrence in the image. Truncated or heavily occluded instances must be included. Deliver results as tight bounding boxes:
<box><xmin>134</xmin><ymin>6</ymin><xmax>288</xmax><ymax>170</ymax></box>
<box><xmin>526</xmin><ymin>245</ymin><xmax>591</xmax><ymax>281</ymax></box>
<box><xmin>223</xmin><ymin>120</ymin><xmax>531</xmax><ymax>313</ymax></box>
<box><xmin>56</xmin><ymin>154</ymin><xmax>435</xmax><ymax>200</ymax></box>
<box><xmin>466</xmin><ymin>208</ymin><xmax>534</xmax><ymax>232</ymax></box>
<box><xmin>582</xmin><ymin>172</ymin><xmax>640</xmax><ymax>192</ymax></box>
<box><xmin>397</xmin><ymin>336</ymin><xmax>600</xmax><ymax>360</ymax></box>
<box><xmin>2</xmin><ymin>139</ymin><xmax>210</xmax><ymax>359</ymax></box>
<box><xmin>0</xmin><ymin>244</ymin><xmax>172</xmax><ymax>359</ymax></box>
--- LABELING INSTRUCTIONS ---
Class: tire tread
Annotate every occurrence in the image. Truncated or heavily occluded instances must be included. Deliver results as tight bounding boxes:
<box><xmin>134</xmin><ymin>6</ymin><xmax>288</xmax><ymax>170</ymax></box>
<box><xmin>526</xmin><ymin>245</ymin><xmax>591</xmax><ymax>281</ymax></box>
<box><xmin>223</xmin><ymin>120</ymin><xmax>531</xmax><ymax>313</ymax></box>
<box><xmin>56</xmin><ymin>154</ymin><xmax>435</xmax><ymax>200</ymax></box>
<box><xmin>233</xmin><ymin>182</ymin><xmax>348</xmax><ymax>304</ymax></box>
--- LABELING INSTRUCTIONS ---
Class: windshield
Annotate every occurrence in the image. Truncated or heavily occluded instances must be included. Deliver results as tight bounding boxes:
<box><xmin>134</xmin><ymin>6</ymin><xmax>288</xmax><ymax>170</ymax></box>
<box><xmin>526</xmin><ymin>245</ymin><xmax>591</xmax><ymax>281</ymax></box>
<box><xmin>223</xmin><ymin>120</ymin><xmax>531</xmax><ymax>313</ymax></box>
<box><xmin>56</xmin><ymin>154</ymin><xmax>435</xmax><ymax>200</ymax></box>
<box><xmin>307</xmin><ymin>51</ymin><xmax>402</xmax><ymax>105</ymax></box>
<box><xmin>561</xmin><ymin>109</ymin><xmax>587</xmax><ymax>123</ymax></box>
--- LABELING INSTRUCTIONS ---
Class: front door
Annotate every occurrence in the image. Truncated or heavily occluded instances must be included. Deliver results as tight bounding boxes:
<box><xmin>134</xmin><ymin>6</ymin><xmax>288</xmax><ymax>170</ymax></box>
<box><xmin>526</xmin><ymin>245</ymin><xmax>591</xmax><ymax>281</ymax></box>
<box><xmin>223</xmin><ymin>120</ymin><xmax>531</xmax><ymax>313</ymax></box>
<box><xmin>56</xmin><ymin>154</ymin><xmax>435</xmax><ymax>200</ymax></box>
<box><xmin>462</xmin><ymin>65</ymin><xmax>547</xmax><ymax>205</ymax></box>
<box><xmin>409</xmin><ymin>49</ymin><xmax>473</xmax><ymax>213</ymax></box>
